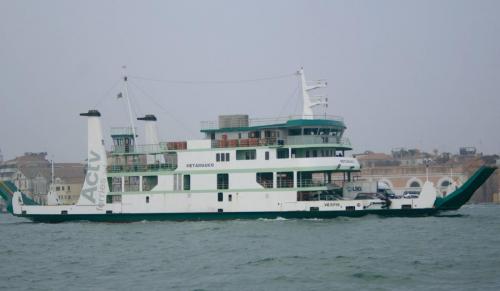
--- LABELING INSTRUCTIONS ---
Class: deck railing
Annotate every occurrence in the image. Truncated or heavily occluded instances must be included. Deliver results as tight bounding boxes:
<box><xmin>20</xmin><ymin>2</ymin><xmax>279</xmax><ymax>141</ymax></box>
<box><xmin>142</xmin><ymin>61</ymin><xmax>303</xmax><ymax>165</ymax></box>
<box><xmin>297</xmin><ymin>179</ymin><xmax>330</xmax><ymax>188</ymax></box>
<box><xmin>211</xmin><ymin>136</ymin><xmax>351</xmax><ymax>148</ymax></box>
<box><xmin>112</xmin><ymin>144</ymin><xmax>167</xmax><ymax>154</ymax></box>
<box><xmin>107</xmin><ymin>163</ymin><xmax>177</xmax><ymax>173</ymax></box>
<box><xmin>110</xmin><ymin>136</ymin><xmax>352</xmax><ymax>155</ymax></box>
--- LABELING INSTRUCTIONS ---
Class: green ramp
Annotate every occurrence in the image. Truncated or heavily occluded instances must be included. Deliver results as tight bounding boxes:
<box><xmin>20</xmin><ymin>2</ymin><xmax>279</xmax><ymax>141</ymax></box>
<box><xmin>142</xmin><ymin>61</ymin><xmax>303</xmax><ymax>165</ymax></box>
<box><xmin>0</xmin><ymin>180</ymin><xmax>39</xmax><ymax>214</ymax></box>
<box><xmin>434</xmin><ymin>166</ymin><xmax>497</xmax><ymax>211</ymax></box>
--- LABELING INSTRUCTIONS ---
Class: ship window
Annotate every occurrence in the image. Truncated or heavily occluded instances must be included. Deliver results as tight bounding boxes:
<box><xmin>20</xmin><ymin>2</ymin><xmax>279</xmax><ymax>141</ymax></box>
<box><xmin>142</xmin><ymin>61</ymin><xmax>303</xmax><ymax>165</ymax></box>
<box><xmin>68</xmin><ymin>186</ymin><xmax>71</xmax><ymax>191</ymax></box>
<box><xmin>183</xmin><ymin>175</ymin><xmax>191</xmax><ymax>190</ymax></box>
<box><xmin>288</xmin><ymin>128</ymin><xmax>301</xmax><ymax>136</ymax></box>
<box><xmin>238</xmin><ymin>133</ymin><xmax>242</xmax><ymax>139</ymax></box>
<box><xmin>109</xmin><ymin>177</ymin><xmax>122</xmax><ymax>192</ymax></box>
<box><xmin>305</xmin><ymin>151</ymin><xmax>310</xmax><ymax>158</ymax></box>
<box><xmin>221</xmin><ymin>153</ymin><xmax>225</xmax><ymax>161</ymax></box>
<box><xmin>106</xmin><ymin>195</ymin><xmax>112</xmax><ymax>204</ymax></box>
<box><xmin>146</xmin><ymin>196</ymin><xmax>150</xmax><ymax>203</ymax></box>
<box><xmin>218</xmin><ymin>192</ymin><xmax>223</xmax><ymax>202</ymax></box>
<box><xmin>257</xmin><ymin>172</ymin><xmax>273</xmax><ymax>188</ymax></box>
<box><xmin>56</xmin><ymin>186</ymin><xmax>60</xmax><ymax>191</ymax></box>
<box><xmin>217</xmin><ymin>174</ymin><xmax>229</xmax><ymax>189</ymax></box>
<box><xmin>124</xmin><ymin>176</ymin><xmax>140</xmax><ymax>192</ymax></box>
<box><xmin>312</xmin><ymin>150</ymin><xmax>317</xmax><ymax>157</ymax></box>
<box><xmin>228</xmin><ymin>194</ymin><xmax>232</xmax><ymax>202</ymax></box>
<box><xmin>236</xmin><ymin>149</ymin><xmax>256</xmax><ymax>160</ymax></box>
<box><xmin>277</xmin><ymin>148</ymin><xmax>289</xmax><ymax>159</ymax></box>
<box><xmin>216</xmin><ymin>153</ymin><xmax>220</xmax><ymax>162</ymax></box>
<box><xmin>304</xmin><ymin>128</ymin><xmax>319</xmax><ymax>135</ymax></box>
<box><xmin>142</xmin><ymin>176</ymin><xmax>158</xmax><ymax>191</ymax></box>
<box><xmin>265</xmin><ymin>151</ymin><xmax>270</xmax><ymax>160</ymax></box>
<box><xmin>277</xmin><ymin>172</ymin><xmax>294</xmax><ymax>188</ymax></box>
<box><xmin>226</xmin><ymin>153</ymin><xmax>230</xmax><ymax>161</ymax></box>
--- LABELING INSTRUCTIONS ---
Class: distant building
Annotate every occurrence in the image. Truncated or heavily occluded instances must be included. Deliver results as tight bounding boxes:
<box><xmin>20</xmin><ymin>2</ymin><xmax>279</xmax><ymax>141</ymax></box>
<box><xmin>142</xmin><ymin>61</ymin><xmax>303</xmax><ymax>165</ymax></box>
<box><xmin>356</xmin><ymin>148</ymin><xmax>499</xmax><ymax>202</ymax></box>
<box><xmin>0</xmin><ymin>153</ymin><xmax>86</xmax><ymax>205</ymax></box>
<box><xmin>0</xmin><ymin>152</ymin><xmax>51</xmax><ymax>204</ymax></box>
<box><xmin>49</xmin><ymin>163</ymin><xmax>85</xmax><ymax>205</ymax></box>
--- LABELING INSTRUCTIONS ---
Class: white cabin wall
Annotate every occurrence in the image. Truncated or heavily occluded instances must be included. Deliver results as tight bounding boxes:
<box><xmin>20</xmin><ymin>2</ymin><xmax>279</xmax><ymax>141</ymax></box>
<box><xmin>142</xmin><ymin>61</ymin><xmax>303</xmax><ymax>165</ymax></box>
<box><xmin>155</xmin><ymin>175</ymin><xmax>173</xmax><ymax>191</ymax></box>
<box><xmin>191</xmin><ymin>174</ymin><xmax>216</xmax><ymax>191</ymax></box>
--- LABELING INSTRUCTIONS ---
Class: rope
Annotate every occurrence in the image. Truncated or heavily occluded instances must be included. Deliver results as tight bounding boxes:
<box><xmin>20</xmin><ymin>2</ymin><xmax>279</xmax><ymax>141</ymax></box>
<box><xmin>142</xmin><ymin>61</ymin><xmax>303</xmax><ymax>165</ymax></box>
<box><xmin>277</xmin><ymin>84</ymin><xmax>299</xmax><ymax>118</ymax></box>
<box><xmin>92</xmin><ymin>78</ymin><xmax>121</xmax><ymax>109</ymax></box>
<box><xmin>128</xmin><ymin>80</ymin><xmax>198</xmax><ymax>136</ymax></box>
<box><xmin>128</xmin><ymin>72</ymin><xmax>295</xmax><ymax>85</ymax></box>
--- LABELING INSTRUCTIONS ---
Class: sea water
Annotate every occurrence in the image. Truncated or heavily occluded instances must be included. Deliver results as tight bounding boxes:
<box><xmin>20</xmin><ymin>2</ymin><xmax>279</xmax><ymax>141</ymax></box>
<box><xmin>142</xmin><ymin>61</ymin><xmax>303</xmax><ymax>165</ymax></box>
<box><xmin>1</xmin><ymin>204</ymin><xmax>499</xmax><ymax>291</ymax></box>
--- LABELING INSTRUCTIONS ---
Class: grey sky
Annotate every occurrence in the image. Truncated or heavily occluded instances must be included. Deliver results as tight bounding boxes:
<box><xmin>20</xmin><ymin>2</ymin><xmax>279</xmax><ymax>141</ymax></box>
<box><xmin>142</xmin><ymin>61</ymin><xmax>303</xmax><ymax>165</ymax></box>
<box><xmin>1</xmin><ymin>0</ymin><xmax>499</xmax><ymax>162</ymax></box>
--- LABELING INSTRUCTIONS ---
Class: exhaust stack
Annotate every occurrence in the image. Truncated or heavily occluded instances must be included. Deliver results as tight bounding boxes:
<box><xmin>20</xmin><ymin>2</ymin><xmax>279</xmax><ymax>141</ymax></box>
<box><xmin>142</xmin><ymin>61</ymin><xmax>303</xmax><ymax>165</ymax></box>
<box><xmin>138</xmin><ymin>114</ymin><xmax>165</xmax><ymax>164</ymax></box>
<box><xmin>76</xmin><ymin>110</ymin><xmax>109</xmax><ymax>210</ymax></box>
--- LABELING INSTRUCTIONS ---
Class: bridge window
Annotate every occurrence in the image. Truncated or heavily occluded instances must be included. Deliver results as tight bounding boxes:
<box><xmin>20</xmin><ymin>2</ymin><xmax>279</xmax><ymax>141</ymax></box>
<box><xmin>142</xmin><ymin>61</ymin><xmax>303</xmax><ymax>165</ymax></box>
<box><xmin>304</xmin><ymin>128</ymin><xmax>319</xmax><ymax>135</ymax></box>
<box><xmin>288</xmin><ymin>128</ymin><xmax>301</xmax><ymax>136</ymax></box>
<box><xmin>277</xmin><ymin>148</ymin><xmax>289</xmax><ymax>159</ymax></box>
<box><xmin>265</xmin><ymin>151</ymin><xmax>270</xmax><ymax>160</ymax></box>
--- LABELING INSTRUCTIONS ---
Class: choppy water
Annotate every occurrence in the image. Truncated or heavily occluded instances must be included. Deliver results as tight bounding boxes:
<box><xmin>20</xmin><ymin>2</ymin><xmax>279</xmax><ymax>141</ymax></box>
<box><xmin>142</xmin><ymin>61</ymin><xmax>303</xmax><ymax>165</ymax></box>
<box><xmin>1</xmin><ymin>205</ymin><xmax>500</xmax><ymax>291</ymax></box>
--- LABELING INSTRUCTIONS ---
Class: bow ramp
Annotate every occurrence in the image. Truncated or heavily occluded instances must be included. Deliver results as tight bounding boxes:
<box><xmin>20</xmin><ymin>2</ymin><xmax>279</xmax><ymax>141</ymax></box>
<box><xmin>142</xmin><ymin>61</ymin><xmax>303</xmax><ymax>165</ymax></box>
<box><xmin>0</xmin><ymin>180</ymin><xmax>39</xmax><ymax>214</ymax></box>
<box><xmin>434</xmin><ymin>165</ymin><xmax>497</xmax><ymax>211</ymax></box>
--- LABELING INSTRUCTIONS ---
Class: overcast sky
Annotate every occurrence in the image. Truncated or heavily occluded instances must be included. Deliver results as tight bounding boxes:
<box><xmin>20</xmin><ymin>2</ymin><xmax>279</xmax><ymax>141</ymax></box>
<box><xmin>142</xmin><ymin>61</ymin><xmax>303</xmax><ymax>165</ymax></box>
<box><xmin>1</xmin><ymin>0</ymin><xmax>499</xmax><ymax>162</ymax></box>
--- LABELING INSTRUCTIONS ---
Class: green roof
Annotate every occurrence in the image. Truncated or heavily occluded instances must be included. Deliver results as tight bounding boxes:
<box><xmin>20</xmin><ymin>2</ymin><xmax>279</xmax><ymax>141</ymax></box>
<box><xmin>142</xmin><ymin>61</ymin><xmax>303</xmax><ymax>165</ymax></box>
<box><xmin>200</xmin><ymin>119</ymin><xmax>346</xmax><ymax>133</ymax></box>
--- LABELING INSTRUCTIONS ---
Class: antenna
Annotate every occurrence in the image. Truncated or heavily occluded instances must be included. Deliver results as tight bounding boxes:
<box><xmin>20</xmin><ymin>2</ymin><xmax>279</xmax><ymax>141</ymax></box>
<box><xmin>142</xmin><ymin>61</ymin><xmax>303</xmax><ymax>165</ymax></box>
<box><xmin>122</xmin><ymin>65</ymin><xmax>137</xmax><ymax>140</ymax></box>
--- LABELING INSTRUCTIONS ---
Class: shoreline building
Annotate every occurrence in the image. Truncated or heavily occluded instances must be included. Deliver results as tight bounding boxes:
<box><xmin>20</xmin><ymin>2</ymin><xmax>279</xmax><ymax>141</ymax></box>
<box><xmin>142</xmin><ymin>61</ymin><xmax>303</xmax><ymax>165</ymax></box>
<box><xmin>355</xmin><ymin>148</ymin><xmax>499</xmax><ymax>202</ymax></box>
<box><xmin>0</xmin><ymin>153</ymin><xmax>86</xmax><ymax>206</ymax></box>
<box><xmin>0</xmin><ymin>152</ymin><xmax>51</xmax><ymax>204</ymax></box>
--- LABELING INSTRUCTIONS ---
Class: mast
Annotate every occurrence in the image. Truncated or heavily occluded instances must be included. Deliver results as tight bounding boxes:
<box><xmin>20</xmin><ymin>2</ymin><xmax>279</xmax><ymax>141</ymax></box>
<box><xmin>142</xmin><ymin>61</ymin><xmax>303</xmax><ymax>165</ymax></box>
<box><xmin>51</xmin><ymin>159</ymin><xmax>54</xmax><ymax>185</ymax></box>
<box><xmin>122</xmin><ymin>65</ymin><xmax>137</xmax><ymax>140</ymax></box>
<box><xmin>298</xmin><ymin>68</ymin><xmax>328</xmax><ymax>119</ymax></box>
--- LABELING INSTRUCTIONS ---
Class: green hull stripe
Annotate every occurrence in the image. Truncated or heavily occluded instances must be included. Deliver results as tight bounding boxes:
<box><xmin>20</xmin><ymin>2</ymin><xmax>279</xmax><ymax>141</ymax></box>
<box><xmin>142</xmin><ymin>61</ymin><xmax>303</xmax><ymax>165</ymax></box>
<box><xmin>111</xmin><ymin>186</ymin><xmax>326</xmax><ymax>195</ymax></box>
<box><xmin>18</xmin><ymin>208</ymin><xmax>437</xmax><ymax>223</ymax></box>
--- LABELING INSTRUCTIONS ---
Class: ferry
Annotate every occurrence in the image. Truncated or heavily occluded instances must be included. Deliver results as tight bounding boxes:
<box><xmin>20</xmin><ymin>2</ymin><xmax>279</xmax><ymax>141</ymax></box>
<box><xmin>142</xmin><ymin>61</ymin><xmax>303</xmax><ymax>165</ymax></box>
<box><xmin>0</xmin><ymin>69</ymin><xmax>496</xmax><ymax>222</ymax></box>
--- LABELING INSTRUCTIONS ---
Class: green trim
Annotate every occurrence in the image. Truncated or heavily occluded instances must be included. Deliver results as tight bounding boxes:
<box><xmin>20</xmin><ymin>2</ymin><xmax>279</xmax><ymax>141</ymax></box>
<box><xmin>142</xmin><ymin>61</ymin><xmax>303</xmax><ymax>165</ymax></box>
<box><xmin>16</xmin><ymin>208</ymin><xmax>437</xmax><ymax>223</ymax></box>
<box><xmin>200</xmin><ymin>119</ymin><xmax>346</xmax><ymax>133</ymax></box>
<box><xmin>107</xmin><ymin>166</ymin><xmax>360</xmax><ymax>177</ymax></box>
<box><xmin>0</xmin><ymin>181</ymin><xmax>39</xmax><ymax>214</ymax></box>
<box><xmin>110</xmin><ymin>186</ymin><xmax>326</xmax><ymax>195</ymax></box>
